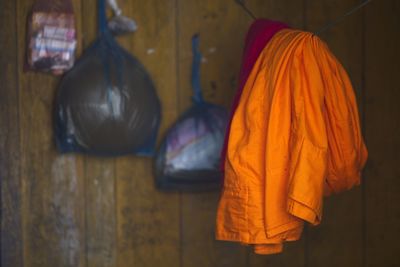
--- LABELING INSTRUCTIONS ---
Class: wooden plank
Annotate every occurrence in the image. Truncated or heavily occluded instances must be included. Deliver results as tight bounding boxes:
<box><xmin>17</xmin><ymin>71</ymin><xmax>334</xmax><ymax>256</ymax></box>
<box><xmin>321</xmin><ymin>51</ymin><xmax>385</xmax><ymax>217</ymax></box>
<box><xmin>84</xmin><ymin>159</ymin><xmax>116</xmax><ymax>267</ymax></box>
<box><xmin>177</xmin><ymin>0</ymin><xmax>251</xmax><ymax>111</ymax></box>
<box><xmin>16</xmin><ymin>0</ymin><xmax>86</xmax><ymax>266</ymax></box>
<box><xmin>364</xmin><ymin>0</ymin><xmax>400</xmax><ymax>266</ymax></box>
<box><xmin>176</xmin><ymin>1</ymin><xmax>258</xmax><ymax>266</ymax></box>
<box><xmin>244</xmin><ymin>1</ymin><xmax>306</xmax><ymax>266</ymax></box>
<box><xmin>246</xmin><ymin>0</ymin><xmax>305</xmax><ymax>29</ymax></box>
<box><xmin>115</xmin><ymin>1</ymin><xmax>181</xmax><ymax>267</ymax></box>
<box><xmin>80</xmin><ymin>1</ymin><xmax>117</xmax><ymax>267</ymax></box>
<box><xmin>305</xmin><ymin>1</ymin><xmax>365</xmax><ymax>267</ymax></box>
<box><xmin>0</xmin><ymin>0</ymin><xmax>23</xmax><ymax>266</ymax></box>
<box><xmin>249</xmin><ymin>241</ymin><xmax>306</xmax><ymax>267</ymax></box>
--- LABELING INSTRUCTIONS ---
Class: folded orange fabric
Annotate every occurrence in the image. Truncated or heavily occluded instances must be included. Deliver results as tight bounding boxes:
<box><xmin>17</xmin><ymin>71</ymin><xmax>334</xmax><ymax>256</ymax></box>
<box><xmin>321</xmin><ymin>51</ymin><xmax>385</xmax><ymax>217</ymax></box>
<box><xmin>216</xmin><ymin>29</ymin><xmax>367</xmax><ymax>254</ymax></box>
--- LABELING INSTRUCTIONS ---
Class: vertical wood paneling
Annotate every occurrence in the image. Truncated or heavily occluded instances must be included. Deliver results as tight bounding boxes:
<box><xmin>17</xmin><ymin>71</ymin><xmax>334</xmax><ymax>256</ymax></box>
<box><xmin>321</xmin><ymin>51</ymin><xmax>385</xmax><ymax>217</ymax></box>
<box><xmin>0</xmin><ymin>0</ymin><xmax>23</xmax><ymax>266</ymax></box>
<box><xmin>245</xmin><ymin>0</ymin><xmax>305</xmax><ymax>28</ymax></box>
<box><xmin>176</xmin><ymin>1</ymin><xmax>252</xmax><ymax>267</ymax></box>
<box><xmin>16</xmin><ymin>0</ymin><xmax>86</xmax><ymax>266</ymax></box>
<box><xmin>1</xmin><ymin>1</ymin><xmax>399</xmax><ymax>266</ymax></box>
<box><xmin>365</xmin><ymin>0</ymin><xmax>400</xmax><ymax>266</ymax></box>
<box><xmin>84</xmin><ymin>159</ymin><xmax>117</xmax><ymax>267</ymax></box>
<box><xmin>243</xmin><ymin>1</ymin><xmax>306</xmax><ymax>266</ymax></box>
<box><xmin>80</xmin><ymin>1</ymin><xmax>117</xmax><ymax>267</ymax></box>
<box><xmin>115</xmin><ymin>1</ymin><xmax>180</xmax><ymax>267</ymax></box>
<box><xmin>305</xmin><ymin>1</ymin><xmax>364</xmax><ymax>267</ymax></box>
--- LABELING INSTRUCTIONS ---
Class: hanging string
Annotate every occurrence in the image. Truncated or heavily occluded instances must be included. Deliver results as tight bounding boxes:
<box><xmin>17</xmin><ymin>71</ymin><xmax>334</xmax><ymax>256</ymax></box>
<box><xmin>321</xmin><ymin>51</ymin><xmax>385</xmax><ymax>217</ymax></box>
<box><xmin>234</xmin><ymin>0</ymin><xmax>372</xmax><ymax>34</ymax></box>
<box><xmin>234</xmin><ymin>0</ymin><xmax>257</xmax><ymax>20</ymax></box>
<box><xmin>315</xmin><ymin>0</ymin><xmax>372</xmax><ymax>34</ymax></box>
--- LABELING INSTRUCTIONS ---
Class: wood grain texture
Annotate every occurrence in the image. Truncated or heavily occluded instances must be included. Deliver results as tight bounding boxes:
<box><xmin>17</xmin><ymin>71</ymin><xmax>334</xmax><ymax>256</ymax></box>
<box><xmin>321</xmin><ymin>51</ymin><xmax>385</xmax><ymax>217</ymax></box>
<box><xmin>0</xmin><ymin>0</ymin><xmax>23</xmax><ymax>266</ymax></box>
<box><xmin>364</xmin><ymin>0</ymin><xmax>400</xmax><ymax>266</ymax></box>
<box><xmin>244</xmin><ymin>0</ymin><xmax>305</xmax><ymax>28</ymax></box>
<box><xmin>1</xmin><ymin>0</ymin><xmax>400</xmax><ymax>266</ymax></box>
<box><xmin>176</xmin><ymin>1</ymin><xmax>251</xmax><ymax>266</ymax></box>
<box><xmin>16</xmin><ymin>0</ymin><xmax>86</xmax><ymax>266</ymax></box>
<box><xmin>80</xmin><ymin>1</ymin><xmax>117</xmax><ymax>267</ymax></box>
<box><xmin>305</xmin><ymin>1</ymin><xmax>364</xmax><ymax>266</ymax></box>
<box><xmin>84</xmin><ymin>159</ymin><xmax>116</xmax><ymax>267</ymax></box>
<box><xmin>115</xmin><ymin>1</ymin><xmax>180</xmax><ymax>267</ymax></box>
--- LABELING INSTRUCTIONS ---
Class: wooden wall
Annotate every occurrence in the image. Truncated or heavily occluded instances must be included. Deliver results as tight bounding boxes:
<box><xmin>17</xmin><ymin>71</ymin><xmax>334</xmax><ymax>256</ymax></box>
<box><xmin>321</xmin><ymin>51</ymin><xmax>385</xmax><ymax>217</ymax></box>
<box><xmin>1</xmin><ymin>0</ymin><xmax>399</xmax><ymax>266</ymax></box>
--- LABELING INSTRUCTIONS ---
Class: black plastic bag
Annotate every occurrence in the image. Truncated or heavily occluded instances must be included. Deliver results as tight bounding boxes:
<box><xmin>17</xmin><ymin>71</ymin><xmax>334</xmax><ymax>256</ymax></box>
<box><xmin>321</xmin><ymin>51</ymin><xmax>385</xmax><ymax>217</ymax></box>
<box><xmin>155</xmin><ymin>35</ymin><xmax>228</xmax><ymax>191</ymax></box>
<box><xmin>54</xmin><ymin>0</ymin><xmax>161</xmax><ymax>156</ymax></box>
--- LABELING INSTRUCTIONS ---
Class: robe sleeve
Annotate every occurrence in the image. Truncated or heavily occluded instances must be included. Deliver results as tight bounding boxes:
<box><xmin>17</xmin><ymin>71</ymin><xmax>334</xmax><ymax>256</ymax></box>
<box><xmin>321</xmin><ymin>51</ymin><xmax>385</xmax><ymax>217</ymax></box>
<box><xmin>285</xmin><ymin>34</ymin><xmax>329</xmax><ymax>225</ymax></box>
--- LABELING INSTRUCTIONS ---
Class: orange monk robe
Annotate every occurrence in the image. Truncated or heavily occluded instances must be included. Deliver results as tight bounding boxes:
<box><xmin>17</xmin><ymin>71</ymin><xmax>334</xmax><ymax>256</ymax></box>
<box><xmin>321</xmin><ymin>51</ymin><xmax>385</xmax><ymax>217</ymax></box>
<box><xmin>216</xmin><ymin>29</ymin><xmax>367</xmax><ymax>254</ymax></box>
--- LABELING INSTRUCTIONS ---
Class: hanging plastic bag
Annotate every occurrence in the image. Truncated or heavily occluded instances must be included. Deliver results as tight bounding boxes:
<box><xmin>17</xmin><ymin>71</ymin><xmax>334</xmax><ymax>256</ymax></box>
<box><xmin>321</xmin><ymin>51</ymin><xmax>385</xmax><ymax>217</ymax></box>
<box><xmin>26</xmin><ymin>0</ymin><xmax>77</xmax><ymax>75</ymax></box>
<box><xmin>54</xmin><ymin>0</ymin><xmax>161</xmax><ymax>156</ymax></box>
<box><xmin>155</xmin><ymin>35</ymin><xmax>228</xmax><ymax>191</ymax></box>
<box><xmin>106</xmin><ymin>0</ymin><xmax>137</xmax><ymax>35</ymax></box>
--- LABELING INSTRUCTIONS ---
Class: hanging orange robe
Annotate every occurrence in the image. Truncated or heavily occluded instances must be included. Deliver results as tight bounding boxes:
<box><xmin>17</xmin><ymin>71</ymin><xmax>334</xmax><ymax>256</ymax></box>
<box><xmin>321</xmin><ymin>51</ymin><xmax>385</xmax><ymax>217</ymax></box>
<box><xmin>216</xmin><ymin>29</ymin><xmax>367</xmax><ymax>254</ymax></box>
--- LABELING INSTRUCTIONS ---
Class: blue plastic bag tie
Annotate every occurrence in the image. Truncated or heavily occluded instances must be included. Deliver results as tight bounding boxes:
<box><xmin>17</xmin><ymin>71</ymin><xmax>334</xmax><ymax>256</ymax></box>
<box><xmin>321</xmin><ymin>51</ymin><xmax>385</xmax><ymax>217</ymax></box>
<box><xmin>191</xmin><ymin>34</ymin><xmax>205</xmax><ymax>104</ymax></box>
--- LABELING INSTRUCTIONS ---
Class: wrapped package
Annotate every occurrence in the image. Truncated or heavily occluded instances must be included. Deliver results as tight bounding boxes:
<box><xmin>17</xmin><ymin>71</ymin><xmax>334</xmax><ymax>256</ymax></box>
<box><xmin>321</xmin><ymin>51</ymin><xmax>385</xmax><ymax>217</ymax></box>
<box><xmin>27</xmin><ymin>0</ymin><xmax>77</xmax><ymax>74</ymax></box>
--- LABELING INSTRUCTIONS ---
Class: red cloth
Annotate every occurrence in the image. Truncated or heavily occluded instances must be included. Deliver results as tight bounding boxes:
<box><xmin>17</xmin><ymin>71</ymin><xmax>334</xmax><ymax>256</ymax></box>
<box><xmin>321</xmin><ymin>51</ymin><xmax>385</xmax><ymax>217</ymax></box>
<box><xmin>220</xmin><ymin>19</ymin><xmax>289</xmax><ymax>170</ymax></box>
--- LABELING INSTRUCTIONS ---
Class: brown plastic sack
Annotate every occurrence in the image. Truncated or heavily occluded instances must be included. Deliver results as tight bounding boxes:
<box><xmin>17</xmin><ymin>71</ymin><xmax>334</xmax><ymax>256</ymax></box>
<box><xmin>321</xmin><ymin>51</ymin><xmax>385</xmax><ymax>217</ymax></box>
<box><xmin>54</xmin><ymin>0</ymin><xmax>161</xmax><ymax>156</ymax></box>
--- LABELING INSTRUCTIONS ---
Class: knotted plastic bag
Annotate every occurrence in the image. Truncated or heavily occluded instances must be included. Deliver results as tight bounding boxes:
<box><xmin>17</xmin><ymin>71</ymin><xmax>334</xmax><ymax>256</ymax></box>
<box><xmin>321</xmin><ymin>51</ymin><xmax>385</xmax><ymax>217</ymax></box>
<box><xmin>155</xmin><ymin>35</ymin><xmax>228</xmax><ymax>191</ymax></box>
<box><xmin>26</xmin><ymin>0</ymin><xmax>77</xmax><ymax>75</ymax></box>
<box><xmin>106</xmin><ymin>0</ymin><xmax>137</xmax><ymax>35</ymax></box>
<box><xmin>54</xmin><ymin>0</ymin><xmax>161</xmax><ymax>156</ymax></box>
